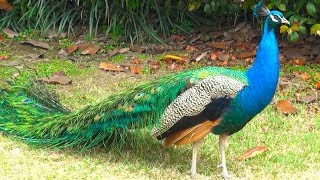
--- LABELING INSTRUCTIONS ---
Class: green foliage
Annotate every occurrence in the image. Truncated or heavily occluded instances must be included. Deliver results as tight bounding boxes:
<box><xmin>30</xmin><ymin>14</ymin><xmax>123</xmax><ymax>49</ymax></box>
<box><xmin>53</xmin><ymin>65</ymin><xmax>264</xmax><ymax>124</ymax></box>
<box><xmin>58</xmin><ymin>39</ymin><xmax>73</xmax><ymax>49</ymax></box>
<box><xmin>310</xmin><ymin>23</ymin><xmax>320</xmax><ymax>35</ymax></box>
<box><xmin>203</xmin><ymin>0</ymin><xmax>240</xmax><ymax>16</ymax></box>
<box><xmin>0</xmin><ymin>0</ymin><xmax>194</xmax><ymax>44</ymax></box>
<box><xmin>194</xmin><ymin>0</ymin><xmax>320</xmax><ymax>41</ymax></box>
<box><xmin>270</xmin><ymin>0</ymin><xmax>320</xmax><ymax>41</ymax></box>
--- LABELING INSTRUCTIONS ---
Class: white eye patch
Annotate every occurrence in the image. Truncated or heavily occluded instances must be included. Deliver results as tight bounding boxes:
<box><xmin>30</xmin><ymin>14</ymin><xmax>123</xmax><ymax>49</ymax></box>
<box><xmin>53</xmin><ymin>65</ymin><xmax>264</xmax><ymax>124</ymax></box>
<box><xmin>270</xmin><ymin>14</ymin><xmax>281</xmax><ymax>23</ymax></box>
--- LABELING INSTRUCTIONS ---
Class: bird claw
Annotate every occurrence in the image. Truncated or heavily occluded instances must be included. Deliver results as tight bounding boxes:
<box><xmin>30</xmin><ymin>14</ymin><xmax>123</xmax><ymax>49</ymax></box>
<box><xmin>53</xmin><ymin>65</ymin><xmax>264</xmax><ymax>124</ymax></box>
<box><xmin>220</xmin><ymin>172</ymin><xmax>230</xmax><ymax>180</ymax></box>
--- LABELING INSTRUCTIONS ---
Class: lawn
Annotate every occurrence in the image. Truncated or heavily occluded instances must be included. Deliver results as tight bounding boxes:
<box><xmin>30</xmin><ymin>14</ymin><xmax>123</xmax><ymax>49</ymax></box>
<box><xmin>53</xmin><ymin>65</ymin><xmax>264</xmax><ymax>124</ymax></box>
<box><xmin>0</xmin><ymin>44</ymin><xmax>319</xmax><ymax>179</ymax></box>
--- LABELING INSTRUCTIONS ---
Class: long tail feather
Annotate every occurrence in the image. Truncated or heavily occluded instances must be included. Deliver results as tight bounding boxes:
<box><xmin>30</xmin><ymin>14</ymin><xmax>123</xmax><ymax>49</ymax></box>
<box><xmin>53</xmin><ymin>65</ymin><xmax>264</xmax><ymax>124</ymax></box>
<box><xmin>0</xmin><ymin>67</ymin><xmax>246</xmax><ymax>149</ymax></box>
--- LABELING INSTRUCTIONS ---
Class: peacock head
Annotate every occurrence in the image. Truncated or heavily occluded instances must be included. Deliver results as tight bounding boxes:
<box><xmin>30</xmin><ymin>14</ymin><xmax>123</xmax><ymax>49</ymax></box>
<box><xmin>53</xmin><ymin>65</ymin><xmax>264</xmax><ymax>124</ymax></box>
<box><xmin>267</xmin><ymin>11</ymin><xmax>290</xmax><ymax>27</ymax></box>
<box><xmin>254</xmin><ymin>1</ymin><xmax>290</xmax><ymax>28</ymax></box>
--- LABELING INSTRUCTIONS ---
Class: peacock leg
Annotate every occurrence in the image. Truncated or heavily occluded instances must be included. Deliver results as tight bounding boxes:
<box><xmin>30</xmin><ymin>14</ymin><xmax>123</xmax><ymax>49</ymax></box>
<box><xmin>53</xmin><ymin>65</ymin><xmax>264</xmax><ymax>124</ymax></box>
<box><xmin>218</xmin><ymin>134</ymin><xmax>229</xmax><ymax>179</ymax></box>
<box><xmin>190</xmin><ymin>138</ymin><xmax>204</xmax><ymax>177</ymax></box>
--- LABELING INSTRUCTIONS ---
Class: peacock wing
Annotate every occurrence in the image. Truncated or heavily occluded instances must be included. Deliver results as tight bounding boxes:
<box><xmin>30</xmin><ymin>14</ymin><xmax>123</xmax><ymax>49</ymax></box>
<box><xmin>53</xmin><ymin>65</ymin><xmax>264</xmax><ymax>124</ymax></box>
<box><xmin>151</xmin><ymin>75</ymin><xmax>247</xmax><ymax>145</ymax></box>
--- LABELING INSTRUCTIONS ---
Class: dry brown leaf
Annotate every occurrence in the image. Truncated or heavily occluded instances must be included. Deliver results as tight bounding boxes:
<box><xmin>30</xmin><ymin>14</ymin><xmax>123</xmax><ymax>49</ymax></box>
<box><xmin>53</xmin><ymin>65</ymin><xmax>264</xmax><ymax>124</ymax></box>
<box><xmin>39</xmin><ymin>71</ymin><xmax>72</xmax><ymax>85</ymax></box>
<box><xmin>21</xmin><ymin>40</ymin><xmax>50</xmax><ymax>49</ymax></box>
<box><xmin>212</xmin><ymin>42</ymin><xmax>229</xmax><ymax>49</ymax></box>
<box><xmin>0</xmin><ymin>0</ymin><xmax>13</xmax><ymax>11</ymax></box>
<box><xmin>77</xmin><ymin>43</ymin><xmax>92</xmax><ymax>51</ymax></box>
<box><xmin>119</xmin><ymin>48</ymin><xmax>130</xmax><ymax>54</ymax></box>
<box><xmin>107</xmin><ymin>49</ymin><xmax>119</xmax><ymax>57</ymax></box>
<box><xmin>237</xmin><ymin>50</ymin><xmax>256</xmax><ymax>59</ymax></box>
<box><xmin>210</xmin><ymin>53</ymin><xmax>218</xmax><ymax>61</ymax></box>
<box><xmin>295</xmin><ymin>94</ymin><xmax>317</xmax><ymax>104</ymax></box>
<box><xmin>150</xmin><ymin>61</ymin><xmax>161</xmax><ymax>72</ymax></box>
<box><xmin>3</xmin><ymin>28</ymin><xmax>18</xmax><ymax>38</ymax></box>
<box><xmin>131</xmin><ymin>58</ymin><xmax>141</xmax><ymax>64</ymax></box>
<box><xmin>0</xmin><ymin>34</ymin><xmax>5</xmax><ymax>42</ymax></box>
<box><xmin>161</xmin><ymin>55</ymin><xmax>185</xmax><ymax>64</ymax></box>
<box><xmin>237</xmin><ymin>145</ymin><xmax>267</xmax><ymax>161</ymax></box>
<box><xmin>129</xmin><ymin>65</ymin><xmax>142</xmax><ymax>75</ymax></box>
<box><xmin>316</xmin><ymin>82</ymin><xmax>320</xmax><ymax>90</ymax></box>
<box><xmin>0</xmin><ymin>54</ymin><xmax>9</xmax><ymax>60</ymax></box>
<box><xmin>66</xmin><ymin>44</ymin><xmax>78</xmax><ymax>55</ymax></box>
<box><xmin>166</xmin><ymin>62</ymin><xmax>182</xmax><ymax>70</ymax></box>
<box><xmin>292</xmin><ymin>58</ymin><xmax>306</xmax><ymax>65</ymax></box>
<box><xmin>170</xmin><ymin>34</ymin><xmax>185</xmax><ymax>42</ymax></box>
<box><xmin>99</xmin><ymin>62</ymin><xmax>124</xmax><ymax>72</ymax></box>
<box><xmin>218</xmin><ymin>53</ymin><xmax>230</xmax><ymax>61</ymax></box>
<box><xmin>186</xmin><ymin>45</ymin><xmax>198</xmax><ymax>52</ymax></box>
<box><xmin>276</xmin><ymin>100</ymin><xmax>298</xmax><ymax>114</ymax></box>
<box><xmin>300</xmin><ymin>72</ymin><xmax>310</xmax><ymax>81</ymax></box>
<box><xmin>81</xmin><ymin>45</ymin><xmax>100</xmax><ymax>55</ymax></box>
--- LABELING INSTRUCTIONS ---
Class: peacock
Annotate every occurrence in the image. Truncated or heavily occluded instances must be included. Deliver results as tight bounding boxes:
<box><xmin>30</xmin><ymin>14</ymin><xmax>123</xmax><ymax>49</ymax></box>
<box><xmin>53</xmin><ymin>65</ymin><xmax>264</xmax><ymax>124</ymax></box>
<box><xmin>0</xmin><ymin>2</ymin><xmax>289</xmax><ymax>179</ymax></box>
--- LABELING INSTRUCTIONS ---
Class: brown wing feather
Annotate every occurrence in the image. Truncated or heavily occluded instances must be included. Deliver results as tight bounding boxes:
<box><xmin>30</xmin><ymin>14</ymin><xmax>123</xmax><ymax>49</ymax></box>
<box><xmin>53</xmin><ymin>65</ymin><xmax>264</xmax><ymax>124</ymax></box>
<box><xmin>164</xmin><ymin>119</ymin><xmax>221</xmax><ymax>147</ymax></box>
<box><xmin>164</xmin><ymin>123</ymin><xmax>203</xmax><ymax>147</ymax></box>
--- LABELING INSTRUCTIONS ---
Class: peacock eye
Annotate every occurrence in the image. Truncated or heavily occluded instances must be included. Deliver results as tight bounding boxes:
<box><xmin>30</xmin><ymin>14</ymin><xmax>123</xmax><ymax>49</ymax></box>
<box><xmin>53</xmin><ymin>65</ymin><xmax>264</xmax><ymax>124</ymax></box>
<box><xmin>151</xmin><ymin>87</ymin><xmax>157</xmax><ymax>93</ymax></box>
<box><xmin>118</xmin><ymin>103</ymin><xmax>124</xmax><ymax>108</ymax></box>
<box><xmin>134</xmin><ymin>92</ymin><xmax>143</xmax><ymax>99</ymax></box>
<box><xmin>270</xmin><ymin>14</ymin><xmax>281</xmax><ymax>23</ymax></box>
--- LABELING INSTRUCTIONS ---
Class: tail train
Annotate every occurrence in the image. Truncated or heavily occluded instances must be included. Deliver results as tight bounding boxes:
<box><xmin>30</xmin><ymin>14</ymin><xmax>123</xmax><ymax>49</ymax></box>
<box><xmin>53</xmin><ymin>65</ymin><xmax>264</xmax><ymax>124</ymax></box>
<box><xmin>0</xmin><ymin>69</ymin><xmax>206</xmax><ymax>149</ymax></box>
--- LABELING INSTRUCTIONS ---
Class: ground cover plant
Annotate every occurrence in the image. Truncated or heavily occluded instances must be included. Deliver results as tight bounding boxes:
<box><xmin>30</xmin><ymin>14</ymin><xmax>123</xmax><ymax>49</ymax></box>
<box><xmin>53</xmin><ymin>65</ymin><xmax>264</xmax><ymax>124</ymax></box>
<box><xmin>0</xmin><ymin>26</ymin><xmax>319</xmax><ymax>178</ymax></box>
<box><xmin>0</xmin><ymin>0</ymin><xmax>319</xmax><ymax>179</ymax></box>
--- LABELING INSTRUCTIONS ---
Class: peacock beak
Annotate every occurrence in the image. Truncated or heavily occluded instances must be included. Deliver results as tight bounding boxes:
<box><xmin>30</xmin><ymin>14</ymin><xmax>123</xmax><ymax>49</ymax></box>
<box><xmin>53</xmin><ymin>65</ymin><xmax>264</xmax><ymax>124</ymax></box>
<box><xmin>281</xmin><ymin>18</ymin><xmax>290</xmax><ymax>25</ymax></box>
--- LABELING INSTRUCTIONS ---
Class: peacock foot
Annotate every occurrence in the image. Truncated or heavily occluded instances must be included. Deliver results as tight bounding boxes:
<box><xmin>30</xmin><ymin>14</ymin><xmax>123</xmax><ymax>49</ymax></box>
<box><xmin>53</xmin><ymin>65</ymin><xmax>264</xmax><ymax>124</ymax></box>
<box><xmin>217</xmin><ymin>164</ymin><xmax>230</xmax><ymax>180</ymax></box>
<box><xmin>188</xmin><ymin>173</ymin><xmax>210</xmax><ymax>180</ymax></box>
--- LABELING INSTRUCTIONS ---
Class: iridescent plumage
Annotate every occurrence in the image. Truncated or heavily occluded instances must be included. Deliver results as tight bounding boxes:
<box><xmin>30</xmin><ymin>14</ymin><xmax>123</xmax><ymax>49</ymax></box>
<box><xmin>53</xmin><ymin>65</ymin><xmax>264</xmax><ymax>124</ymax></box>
<box><xmin>0</xmin><ymin>1</ymin><xmax>290</xmax><ymax>178</ymax></box>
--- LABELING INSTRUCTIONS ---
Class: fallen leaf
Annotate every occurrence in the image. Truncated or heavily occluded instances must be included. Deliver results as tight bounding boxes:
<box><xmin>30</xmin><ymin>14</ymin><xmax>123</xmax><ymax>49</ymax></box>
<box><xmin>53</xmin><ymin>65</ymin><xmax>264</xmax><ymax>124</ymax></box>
<box><xmin>186</xmin><ymin>45</ymin><xmax>198</xmax><ymax>52</ymax></box>
<box><xmin>292</xmin><ymin>58</ymin><xmax>306</xmax><ymax>65</ymax></box>
<box><xmin>161</xmin><ymin>55</ymin><xmax>185</xmax><ymax>64</ymax></box>
<box><xmin>295</xmin><ymin>94</ymin><xmax>317</xmax><ymax>104</ymax></box>
<box><xmin>237</xmin><ymin>50</ymin><xmax>256</xmax><ymax>59</ymax></box>
<box><xmin>0</xmin><ymin>35</ymin><xmax>4</xmax><ymax>42</ymax></box>
<box><xmin>218</xmin><ymin>53</ymin><xmax>230</xmax><ymax>61</ymax></box>
<box><xmin>150</xmin><ymin>61</ymin><xmax>161</xmax><ymax>72</ymax></box>
<box><xmin>131</xmin><ymin>58</ymin><xmax>141</xmax><ymax>64</ymax></box>
<box><xmin>81</xmin><ymin>44</ymin><xmax>100</xmax><ymax>55</ymax></box>
<box><xmin>66</xmin><ymin>44</ymin><xmax>78</xmax><ymax>55</ymax></box>
<box><xmin>210</xmin><ymin>53</ymin><xmax>218</xmax><ymax>61</ymax></box>
<box><xmin>170</xmin><ymin>34</ymin><xmax>185</xmax><ymax>42</ymax></box>
<box><xmin>195</xmin><ymin>52</ymin><xmax>208</xmax><ymax>62</ymax></box>
<box><xmin>77</xmin><ymin>43</ymin><xmax>92</xmax><ymax>51</ymax></box>
<box><xmin>237</xmin><ymin>145</ymin><xmax>268</xmax><ymax>161</ymax></box>
<box><xmin>154</xmin><ymin>45</ymin><xmax>165</xmax><ymax>53</ymax></box>
<box><xmin>276</xmin><ymin>100</ymin><xmax>298</xmax><ymax>114</ymax></box>
<box><xmin>166</xmin><ymin>62</ymin><xmax>182</xmax><ymax>70</ymax></box>
<box><xmin>129</xmin><ymin>65</ymin><xmax>142</xmax><ymax>75</ymax></box>
<box><xmin>0</xmin><ymin>0</ymin><xmax>13</xmax><ymax>11</ymax></box>
<box><xmin>107</xmin><ymin>49</ymin><xmax>119</xmax><ymax>57</ymax></box>
<box><xmin>300</xmin><ymin>72</ymin><xmax>310</xmax><ymax>81</ymax></box>
<box><xmin>21</xmin><ymin>40</ymin><xmax>50</xmax><ymax>50</ymax></box>
<box><xmin>27</xmin><ymin>53</ymin><xmax>44</xmax><ymax>59</ymax></box>
<box><xmin>316</xmin><ymin>82</ymin><xmax>320</xmax><ymax>90</ymax></box>
<box><xmin>119</xmin><ymin>47</ymin><xmax>130</xmax><ymax>54</ymax></box>
<box><xmin>211</xmin><ymin>42</ymin><xmax>229</xmax><ymax>50</ymax></box>
<box><xmin>39</xmin><ymin>71</ymin><xmax>72</xmax><ymax>85</ymax></box>
<box><xmin>99</xmin><ymin>62</ymin><xmax>124</xmax><ymax>72</ymax></box>
<box><xmin>3</xmin><ymin>28</ymin><xmax>18</xmax><ymax>38</ymax></box>
<box><xmin>57</xmin><ymin>50</ymin><xmax>68</xmax><ymax>58</ymax></box>
<box><xmin>0</xmin><ymin>54</ymin><xmax>9</xmax><ymax>60</ymax></box>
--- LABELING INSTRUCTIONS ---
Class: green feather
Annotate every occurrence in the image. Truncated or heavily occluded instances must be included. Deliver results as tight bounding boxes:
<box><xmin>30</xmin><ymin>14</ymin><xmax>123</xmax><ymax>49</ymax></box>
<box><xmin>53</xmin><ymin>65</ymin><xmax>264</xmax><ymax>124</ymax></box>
<box><xmin>0</xmin><ymin>67</ymin><xmax>247</xmax><ymax>149</ymax></box>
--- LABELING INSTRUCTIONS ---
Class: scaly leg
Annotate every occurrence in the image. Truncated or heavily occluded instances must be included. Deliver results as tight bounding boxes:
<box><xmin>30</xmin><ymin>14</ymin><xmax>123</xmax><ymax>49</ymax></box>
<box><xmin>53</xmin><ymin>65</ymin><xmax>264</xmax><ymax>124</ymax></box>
<box><xmin>190</xmin><ymin>138</ymin><xmax>204</xmax><ymax>177</ymax></box>
<box><xmin>218</xmin><ymin>134</ymin><xmax>229</xmax><ymax>179</ymax></box>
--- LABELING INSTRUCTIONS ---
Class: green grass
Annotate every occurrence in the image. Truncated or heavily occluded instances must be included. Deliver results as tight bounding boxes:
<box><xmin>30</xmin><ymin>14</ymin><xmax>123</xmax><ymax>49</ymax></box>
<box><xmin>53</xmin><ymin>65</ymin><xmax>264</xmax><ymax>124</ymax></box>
<box><xmin>0</xmin><ymin>55</ymin><xmax>319</xmax><ymax>179</ymax></box>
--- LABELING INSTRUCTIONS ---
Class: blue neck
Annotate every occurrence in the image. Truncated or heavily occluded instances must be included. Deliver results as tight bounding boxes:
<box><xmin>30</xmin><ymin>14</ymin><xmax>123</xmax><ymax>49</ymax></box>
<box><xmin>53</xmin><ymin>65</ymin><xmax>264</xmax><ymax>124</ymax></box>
<box><xmin>245</xmin><ymin>20</ymin><xmax>280</xmax><ymax>115</ymax></box>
